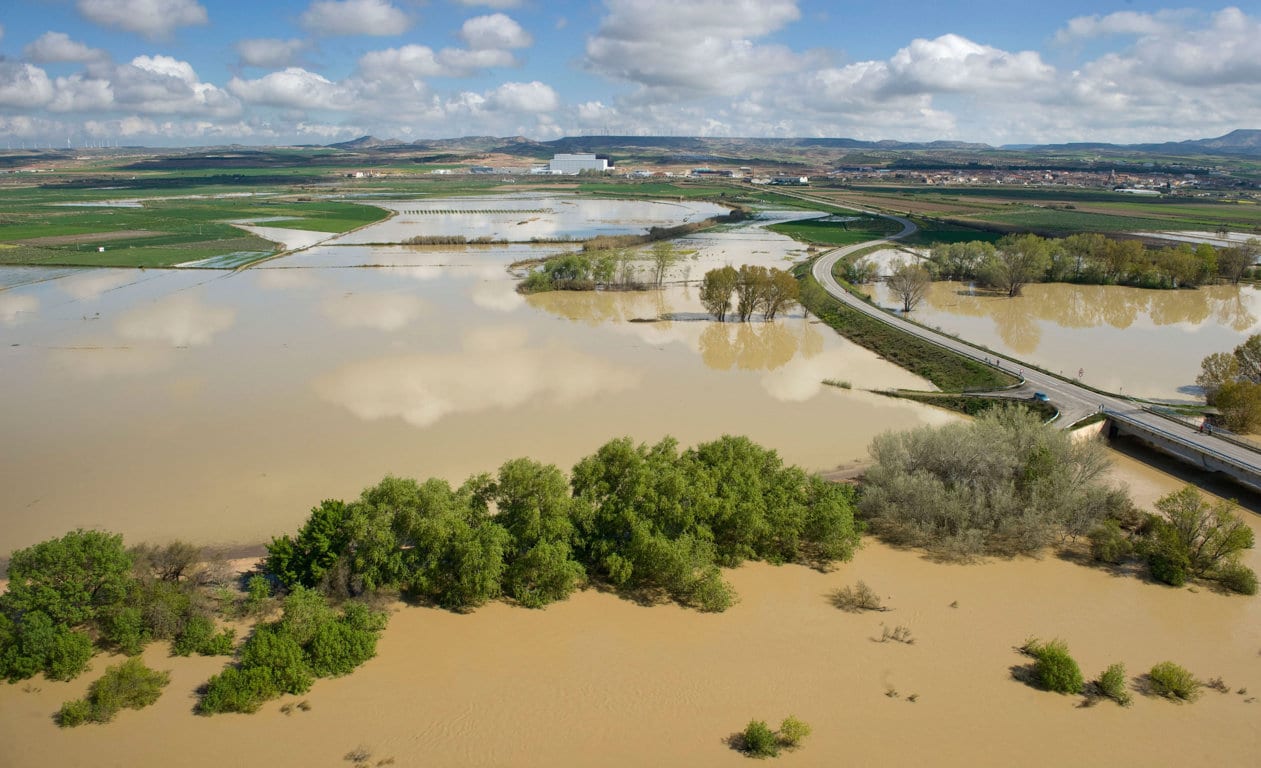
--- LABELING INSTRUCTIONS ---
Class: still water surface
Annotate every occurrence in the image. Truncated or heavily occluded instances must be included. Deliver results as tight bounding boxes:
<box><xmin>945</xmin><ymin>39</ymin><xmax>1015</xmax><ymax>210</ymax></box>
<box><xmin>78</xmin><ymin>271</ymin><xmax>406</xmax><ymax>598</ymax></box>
<box><xmin>870</xmin><ymin>280</ymin><xmax>1261</xmax><ymax>400</ymax></box>
<box><xmin>1</xmin><ymin>200</ymin><xmax>940</xmax><ymax>552</ymax></box>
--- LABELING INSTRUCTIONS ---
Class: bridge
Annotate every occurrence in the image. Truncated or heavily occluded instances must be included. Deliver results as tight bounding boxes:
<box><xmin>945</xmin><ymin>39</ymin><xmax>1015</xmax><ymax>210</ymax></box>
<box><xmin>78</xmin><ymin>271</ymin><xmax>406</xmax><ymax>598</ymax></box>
<box><xmin>795</xmin><ymin>193</ymin><xmax>1261</xmax><ymax>494</ymax></box>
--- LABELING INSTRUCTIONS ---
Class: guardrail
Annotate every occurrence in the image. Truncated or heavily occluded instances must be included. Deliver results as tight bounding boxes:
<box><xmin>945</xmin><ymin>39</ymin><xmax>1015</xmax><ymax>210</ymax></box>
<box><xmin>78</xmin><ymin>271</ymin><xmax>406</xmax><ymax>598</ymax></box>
<box><xmin>1139</xmin><ymin>406</ymin><xmax>1261</xmax><ymax>457</ymax></box>
<box><xmin>1107</xmin><ymin>409</ymin><xmax>1261</xmax><ymax>477</ymax></box>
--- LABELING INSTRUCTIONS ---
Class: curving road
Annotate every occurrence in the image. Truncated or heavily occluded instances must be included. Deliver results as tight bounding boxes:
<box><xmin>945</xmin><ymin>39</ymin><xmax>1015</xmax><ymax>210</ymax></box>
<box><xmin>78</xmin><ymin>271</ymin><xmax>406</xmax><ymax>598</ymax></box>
<box><xmin>797</xmin><ymin>195</ymin><xmax>1261</xmax><ymax>485</ymax></box>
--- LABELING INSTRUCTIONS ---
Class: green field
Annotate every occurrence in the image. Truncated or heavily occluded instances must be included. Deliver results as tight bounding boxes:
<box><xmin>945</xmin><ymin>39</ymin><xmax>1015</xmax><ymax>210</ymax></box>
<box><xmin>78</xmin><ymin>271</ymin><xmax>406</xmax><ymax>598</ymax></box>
<box><xmin>0</xmin><ymin>191</ymin><xmax>388</xmax><ymax>268</ymax></box>
<box><xmin>767</xmin><ymin>216</ymin><xmax>902</xmax><ymax>246</ymax></box>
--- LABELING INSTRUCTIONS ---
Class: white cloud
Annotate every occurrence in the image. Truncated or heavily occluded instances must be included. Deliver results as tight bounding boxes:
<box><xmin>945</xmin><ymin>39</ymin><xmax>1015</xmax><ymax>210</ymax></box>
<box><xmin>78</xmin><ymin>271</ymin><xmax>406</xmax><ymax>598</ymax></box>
<box><xmin>437</xmin><ymin>47</ymin><xmax>517</xmax><ymax>73</ymax></box>
<box><xmin>1055</xmin><ymin>10</ymin><xmax>1185</xmax><ymax>43</ymax></box>
<box><xmin>454</xmin><ymin>0</ymin><xmax>521</xmax><ymax>7</ymax></box>
<box><xmin>48</xmin><ymin>75</ymin><xmax>115</xmax><ymax>113</ymax></box>
<box><xmin>459</xmin><ymin>13</ymin><xmax>532</xmax><ymax>50</ymax></box>
<box><xmin>76</xmin><ymin>0</ymin><xmax>208</xmax><ymax>40</ymax></box>
<box><xmin>236</xmin><ymin>38</ymin><xmax>311</xmax><ymax>68</ymax></box>
<box><xmin>24</xmin><ymin>32</ymin><xmax>109</xmax><ymax>64</ymax></box>
<box><xmin>109</xmin><ymin>55</ymin><xmax>240</xmax><ymax>117</ymax></box>
<box><xmin>0</xmin><ymin>63</ymin><xmax>55</xmax><ymax>109</ymax></box>
<box><xmin>485</xmin><ymin>80</ymin><xmax>558</xmax><ymax>112</ymax></box>
<box><xmin>229</xmin><ymin>68</ymin><xmax>355</xmax><ymax>110</ymax></box>
<box><xmin>358</xmin><ymin>45</ymin><xmax>447</xmax><ymax>81</ymax></box>
<box><xmin>584</xmin><ymin>0</ymin><xmax>806</xmax><ymax>101</ymax></box>
<box><xmin>882</xmin><ymin>34</ymin><xmax>1053</xmax><ymax>95</ymax></box>
<box><xmin>300</xmin><ymin>0</ymin><xmax>411</xmax><ymax>37</ymax></box>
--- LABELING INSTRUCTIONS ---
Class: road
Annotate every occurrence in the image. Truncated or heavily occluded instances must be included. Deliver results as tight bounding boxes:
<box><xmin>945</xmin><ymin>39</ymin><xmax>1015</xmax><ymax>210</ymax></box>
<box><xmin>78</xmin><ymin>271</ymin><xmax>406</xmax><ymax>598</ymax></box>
<box><xmin>795</xmin><ymin>195</ymin><xmax>1261</xmax><ymax>482</ymax></box>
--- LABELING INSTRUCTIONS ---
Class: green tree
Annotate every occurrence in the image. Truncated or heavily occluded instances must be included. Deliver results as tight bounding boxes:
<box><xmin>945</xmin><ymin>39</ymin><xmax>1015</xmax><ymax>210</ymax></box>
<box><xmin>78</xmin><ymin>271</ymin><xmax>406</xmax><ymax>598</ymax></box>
<box><xmin>0</xmin><ymin>611</ymin><xmax>94</xmax><ymax>682</ymax></box>
<box><xmin>1147</xmin><ymin>486</ymin><xmax>1255</xmax><ymax>582</ymax></box>
<box><xmin>734</xmin><ymin>265</ymin><xmax>770</xmax><ymax>322</ymax></box>
<box><xmin>700</xmin><ymin>266</ymin><xmax>738</xmax><ymax>322</ymax></box>
<box><xmin>760</xmin><ymin>268</ymin><xmax>799</xmax><ymax>320</ymax></box>
<box><xmin>266</xmin><ymin>499</ymin><xmax>350</xmax><ymax>590</ymax></box>
<box><xmin>1217</xmin><ymin>243</ymin><xmax>1253</xmax><ymax>284</ymax></box>
<box><xmin>886</xmin><ymin>260</ymin><xmax>932</xmax><ymax>312</ymax></box>
<box><xmin>2</xmin><ymin>530</ymin><xmax>133</xmax><ymax>626</ymax></box>
<box><xmin>647</xmin><ymin>240</ymin><xmax>685</xmax><ymax>287</ymax></box>
<box><xmin>1197</xmin><ymin>351</ymin><xmax>1242</xmax><ymax>405</ymax></box>
<box><xmin>984</xmin><ymin>234</ymin><xmax>1052</xmax><ymax>297</ymax></box>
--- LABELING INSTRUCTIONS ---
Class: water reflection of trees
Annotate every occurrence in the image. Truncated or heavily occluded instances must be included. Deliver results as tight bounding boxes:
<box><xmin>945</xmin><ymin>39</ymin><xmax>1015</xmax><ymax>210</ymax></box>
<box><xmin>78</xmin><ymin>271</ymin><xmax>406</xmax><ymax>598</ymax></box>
<box><xmin>923</xmin><ymin>282</ymin><xmax>1260</xmax><ymax>348</ymax></box>
<box><xmin>699</xmin><ymin>318</ymin><xmax>824</xmax><ymax>372</ymax></box>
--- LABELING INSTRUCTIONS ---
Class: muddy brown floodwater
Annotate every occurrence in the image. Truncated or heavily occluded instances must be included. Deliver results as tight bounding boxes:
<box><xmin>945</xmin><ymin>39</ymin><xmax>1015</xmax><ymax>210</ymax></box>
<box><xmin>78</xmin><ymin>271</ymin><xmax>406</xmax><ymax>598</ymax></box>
<box><xmin>5</xmin><ymin>198</ymin><xmax>1261</xmax><ymax>767</ymax></box>
<box><xmin>869</xmin><ymin>280</ymin><xmax>1261</xmax><ymax>401</ymax></box>
<box><xmin>2</xmin><ymin>447</ymin><xmax>1260</xmax><ymax>767</ymax></box>
<box><xmin>0</xmin><ymin>201</ymin><xmax>940</xmax><ymax>553</ymax></box>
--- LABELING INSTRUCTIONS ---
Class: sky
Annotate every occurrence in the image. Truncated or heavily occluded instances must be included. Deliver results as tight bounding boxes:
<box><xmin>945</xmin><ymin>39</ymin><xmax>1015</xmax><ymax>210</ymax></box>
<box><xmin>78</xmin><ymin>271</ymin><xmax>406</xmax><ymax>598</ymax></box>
<box><xmin>0</xmin><ymin>0</ymin><xmax>1259</xmax><ymax>147</ymax></box>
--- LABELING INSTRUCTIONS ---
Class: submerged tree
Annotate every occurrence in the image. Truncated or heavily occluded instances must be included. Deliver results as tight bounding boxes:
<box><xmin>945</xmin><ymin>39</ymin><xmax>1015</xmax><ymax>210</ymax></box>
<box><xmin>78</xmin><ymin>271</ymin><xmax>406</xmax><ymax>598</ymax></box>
<box><xmin>700</xmin><ymin>266</ymin><xmax>738</xmax><ymax>322</ymax></box>
<box><xmin>886</xmin><ymin>260</ymin><xmax>932</xmax><ymax>312</ymax></box>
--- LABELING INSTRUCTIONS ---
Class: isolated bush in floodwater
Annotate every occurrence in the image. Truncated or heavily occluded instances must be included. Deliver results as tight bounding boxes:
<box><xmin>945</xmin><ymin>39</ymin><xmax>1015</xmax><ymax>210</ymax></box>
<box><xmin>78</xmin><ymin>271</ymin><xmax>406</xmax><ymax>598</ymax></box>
<box><xmin>859</xmin><ymin>405</ymin><xmax>1130</xmax><ymax>558</ymax></box>
<box><xmin>1022</xmin><ymin>638</ymin><xmax>1085</xmax><ymax>695</ymax></box>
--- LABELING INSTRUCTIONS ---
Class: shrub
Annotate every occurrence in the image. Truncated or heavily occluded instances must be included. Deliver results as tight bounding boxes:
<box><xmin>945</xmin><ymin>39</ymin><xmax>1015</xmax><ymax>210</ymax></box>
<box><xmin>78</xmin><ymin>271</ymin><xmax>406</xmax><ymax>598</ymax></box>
<box><xmin>778</xmin><ymin>715</ymin><xmax>811</xmax><ymax>748</ymax></box>
<box><xmin>1214</xmin><ymin>561</ymin><xmax>1259</xmax><ymax>595</ymax></box>
<box><xmin>1025</xmin><ymin>638</ymin><xmax>1084</xmax><ymax>694</ymax></box>
<box><xmin>59</xmin><ymin>658</ymin><xmax>170</xmax><ymax>726</ymax></box>
<box><xmin>239</xmin><ymin>625</ymin><xmax>312</xmax><ymax>695</ymax></box>
<box><xmin>173</xmin><ymin>615</ymin><xmax>234</xmax><ymax>657</ymax></box>
<box><xmin>244</xmin><ymin>575</ymin><xmax>272</xmax><ymax>616</ymax></box>
<box><xmin>306</xmin><ymin>620</ymin><xmax>378</xmax><ymax>678</ymax></box>
<box><xmin>1095</xmin><ymin>663</ymin><xmax>1132</xmax><ymax>706</ymax></box>
<box><xmin>832</xmin><ymin>580</ymin><xmax>883</xmax><ymax>612</ymax></box>
<box><xmin>1147</xmin><ymin>487</ymin><xmax>1255</xmax><ymax>580</ymax></box>
<box><xmin>859</xmin><ymin>407</ymin><xmax>1126</xmax><ymax>558</ymax></box>
<box><xmin>1087</xmin><ymin>521</ymin><xmax>1133</xmax><ymax>564</ymax></box>
<box><xmin>57</xmin><ymin>699</ymin><xmax>93</xmax><ymax>727</ymax></box>
<box><xmin>739</xmin><ymin>720</ymin><xmax>779</xmax><ymax>758</ymax></box>
<box><xmin>1149</xmin><ymin>661</ymin><xmax>1200</xmax><ymax>701</ymax></box>
<box><xmin>199</xmin><ymin>666</ymin><xmax>280</xmax><ymax>715</ymax></box>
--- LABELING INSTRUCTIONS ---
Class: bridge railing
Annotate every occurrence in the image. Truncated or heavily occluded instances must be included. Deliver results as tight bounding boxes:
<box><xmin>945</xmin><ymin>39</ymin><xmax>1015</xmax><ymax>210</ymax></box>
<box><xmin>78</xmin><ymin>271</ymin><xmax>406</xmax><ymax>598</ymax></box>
<box><xmin>1138</xmin><ymin>406</ymin><xmax>1261</xmax><ymax>458</ymax></box>
<box><xmin>1107</xmin><ymin>409</ymin><xmax>1261</xmax><ymax>476</ymax></box>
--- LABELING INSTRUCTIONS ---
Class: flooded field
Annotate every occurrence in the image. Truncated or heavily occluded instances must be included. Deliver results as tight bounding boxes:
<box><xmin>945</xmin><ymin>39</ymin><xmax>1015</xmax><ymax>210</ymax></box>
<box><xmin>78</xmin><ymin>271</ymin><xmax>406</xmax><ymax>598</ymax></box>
<box><xmin>0</xmin><ymin>201</ymin><xmax>941</xmax><ymax>553</ymax></box>
<box><xmin>3</xmin><ymin>442</ymin><xmax>1259</xmax><ymax>768</ymax></box>
<box><xmin>330</xmin><ymin>195</ymin><xmax>728</xmax><ymax>244</ymax></box>
<box><xmin>869</xmin><ymin>280</ymin><xmax>1261</xmax><ymax>400</ymax></box>
<box><xmin>5</xmin><ymin>196</ymin><xmax>1261</xmax><ymax>767</ymax></box>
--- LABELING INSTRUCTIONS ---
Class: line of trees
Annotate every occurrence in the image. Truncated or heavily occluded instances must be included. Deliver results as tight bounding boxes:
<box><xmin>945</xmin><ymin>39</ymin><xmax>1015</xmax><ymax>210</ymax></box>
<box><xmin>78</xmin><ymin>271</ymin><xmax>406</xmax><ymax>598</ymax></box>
<box><xmin>519</xmin><ymin>242</ymin><xmax>691</xmax><ymax>294</ymax></box>
<box><xmin>1197</xmin><ymin>333</ymin><xmax>1261</xmax><ymax>431</ymax></box>
<box><xmin>700</xmin><ymin>265</ymin><xmax>800</xmax><ymax>322</ymax></box>
<box><xmin>265</xmin><ymin>435</ymin><xmax>862</xmax><ymax>614</ymax></box>
<box><xmin>927</xmin><ymin>233</ymin><xmax>1257</xmax><ymax>293</ymax></box>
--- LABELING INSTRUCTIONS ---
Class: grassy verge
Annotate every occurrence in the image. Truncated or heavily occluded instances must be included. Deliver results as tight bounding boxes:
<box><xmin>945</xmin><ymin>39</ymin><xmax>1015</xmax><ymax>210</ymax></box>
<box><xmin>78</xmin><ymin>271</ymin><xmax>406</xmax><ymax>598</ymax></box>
<box><xmin>796</xmin><ymin>263</ymin><xmax>1016</xmax><ymax>392</ymax></box>
<box><xmin>881</xmin><ymin>392</ymin><xmax>1057</xmax><ymax>421</ymax></box>
<box><xmin>767</xmin><ymin>216</ymin><xmax>901</xmax><ymax>246</ymax></box>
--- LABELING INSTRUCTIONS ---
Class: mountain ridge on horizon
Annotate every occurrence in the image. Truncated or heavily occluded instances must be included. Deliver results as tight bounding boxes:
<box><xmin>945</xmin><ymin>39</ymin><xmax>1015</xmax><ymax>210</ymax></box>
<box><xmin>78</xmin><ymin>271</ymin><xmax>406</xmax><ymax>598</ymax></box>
<box><xmin>326</xmin><ymin>129</ymin><xmax>1261</xmax><ymax>159</ymax></box>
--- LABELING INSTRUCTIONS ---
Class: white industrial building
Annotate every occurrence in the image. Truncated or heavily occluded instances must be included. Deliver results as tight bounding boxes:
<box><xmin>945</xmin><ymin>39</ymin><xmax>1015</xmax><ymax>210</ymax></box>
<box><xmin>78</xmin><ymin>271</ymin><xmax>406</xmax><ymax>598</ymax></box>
<box><xmin>547</xmin><ymin>153</ymin><xmax>611</xmax><ymax>174</ymax></box>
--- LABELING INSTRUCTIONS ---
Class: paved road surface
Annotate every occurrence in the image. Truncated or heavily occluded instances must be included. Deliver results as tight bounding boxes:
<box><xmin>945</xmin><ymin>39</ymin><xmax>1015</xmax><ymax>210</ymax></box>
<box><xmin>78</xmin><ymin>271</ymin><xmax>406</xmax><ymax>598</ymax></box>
<box><xmin>791</xmin><ymin>193</ymin><xmax>1261</xmax><ymax>480</ymax></box>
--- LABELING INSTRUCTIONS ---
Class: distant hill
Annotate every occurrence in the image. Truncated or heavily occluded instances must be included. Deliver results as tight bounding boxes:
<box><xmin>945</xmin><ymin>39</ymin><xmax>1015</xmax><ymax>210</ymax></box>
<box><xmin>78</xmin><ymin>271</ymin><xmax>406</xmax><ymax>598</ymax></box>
<box><xmin>1008</xmin><ymin>130</ymin><xmax>1261</xmax><ymax>158</ymax></box>
<box><xmin>328</xmin><ymin>132</ymin><xmax>1260</xmax><ymax>162</ymax></box>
